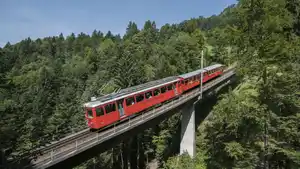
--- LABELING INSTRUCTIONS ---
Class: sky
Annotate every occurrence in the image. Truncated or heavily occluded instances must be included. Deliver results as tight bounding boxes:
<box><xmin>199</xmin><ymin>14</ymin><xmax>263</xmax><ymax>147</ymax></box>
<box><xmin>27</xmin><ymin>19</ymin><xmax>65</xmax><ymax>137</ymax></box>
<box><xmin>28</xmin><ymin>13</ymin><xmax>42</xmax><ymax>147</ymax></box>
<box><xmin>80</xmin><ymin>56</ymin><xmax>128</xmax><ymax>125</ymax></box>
<box><xmin>0</xmin><ymin>0</ymin><xmax>237</xmax><ymax>47</ymax></box>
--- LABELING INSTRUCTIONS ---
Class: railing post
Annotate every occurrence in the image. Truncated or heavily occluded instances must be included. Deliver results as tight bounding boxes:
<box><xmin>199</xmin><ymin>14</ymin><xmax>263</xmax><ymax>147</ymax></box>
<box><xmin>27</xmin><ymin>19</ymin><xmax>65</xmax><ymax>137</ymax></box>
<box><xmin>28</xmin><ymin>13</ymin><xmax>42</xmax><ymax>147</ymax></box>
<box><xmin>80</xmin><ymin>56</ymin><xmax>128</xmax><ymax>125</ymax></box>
<box><xmin>51</xmin><ymin>149</ymin><xmax>53</xmax><ymax>162</ymax></box>
<box><xmin>76</xmin><ymin>140</ymin><xmax>78</xmax><ymax>150</ymax></box>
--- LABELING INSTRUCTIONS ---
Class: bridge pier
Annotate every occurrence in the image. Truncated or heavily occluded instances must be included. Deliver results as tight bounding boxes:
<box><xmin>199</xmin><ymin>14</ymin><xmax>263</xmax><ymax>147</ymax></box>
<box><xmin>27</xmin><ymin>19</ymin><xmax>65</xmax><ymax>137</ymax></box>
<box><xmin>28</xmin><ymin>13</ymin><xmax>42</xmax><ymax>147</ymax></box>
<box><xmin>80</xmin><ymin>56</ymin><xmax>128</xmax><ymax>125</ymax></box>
<box><xmin>180</xmin><ymin>102</ymin><xmax>196</xmax><ymax>158</ymax></box>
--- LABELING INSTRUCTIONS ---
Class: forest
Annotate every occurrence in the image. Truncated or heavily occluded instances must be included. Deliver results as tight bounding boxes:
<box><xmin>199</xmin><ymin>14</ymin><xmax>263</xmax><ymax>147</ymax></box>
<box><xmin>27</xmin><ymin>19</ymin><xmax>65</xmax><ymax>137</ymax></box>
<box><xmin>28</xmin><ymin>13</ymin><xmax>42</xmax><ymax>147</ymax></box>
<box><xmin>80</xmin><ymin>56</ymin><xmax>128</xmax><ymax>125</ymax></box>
<box><xmin>0</xmin><ymin>0</ymin><xmax>299</xmax><ymax>168</ymax></box>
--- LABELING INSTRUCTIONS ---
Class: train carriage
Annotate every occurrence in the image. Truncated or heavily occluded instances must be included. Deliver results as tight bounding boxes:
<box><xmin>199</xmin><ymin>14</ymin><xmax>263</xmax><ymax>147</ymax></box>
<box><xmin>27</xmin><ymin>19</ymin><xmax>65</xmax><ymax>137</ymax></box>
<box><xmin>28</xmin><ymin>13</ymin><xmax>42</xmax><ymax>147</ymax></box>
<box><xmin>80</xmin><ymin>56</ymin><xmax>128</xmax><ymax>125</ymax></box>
<box><xmin>177</xmin><ymin>64</ymin><xmax>225</xmax><ymax>93</ymax></box>
<box><xmin>177</xmin><ymin>69</ymin><xmax>204</xmax><ymax>92</ymax></box>
<box><xmin>203</xmin><ymin>64</ymin><xmax>225</xmax><ymax>82</ymax></box>
<box><xmin>84</xmin><ymin>64</ymin><xmax>226</xmax><ymax>130</ymax></box>
<box><xmin>84</xmin><ymin>76</ymin><xmax>180</xmax><ymax>129</ymax></box>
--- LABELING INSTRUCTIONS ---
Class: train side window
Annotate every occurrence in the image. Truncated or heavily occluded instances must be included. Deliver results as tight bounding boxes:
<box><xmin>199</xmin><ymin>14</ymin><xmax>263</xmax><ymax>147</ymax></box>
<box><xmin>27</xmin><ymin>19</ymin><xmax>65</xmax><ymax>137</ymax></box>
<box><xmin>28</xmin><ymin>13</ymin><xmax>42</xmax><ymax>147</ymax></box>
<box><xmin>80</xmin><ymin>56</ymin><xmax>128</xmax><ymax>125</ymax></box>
<box><xmin>96</xmin><ymin>107</ymin><xmax>104</xmax><ymax>116</ymax></box>
<box><xmin>136</xmin><ymin>94</ymin><xmax>144</xmax><ymax>102</ymax></box>
<box><xmin>185</xmin><ymin>80</ymin><xmax>188</xmax><ymax>85</ymax></box>
<box><xmin>112</xmin><ymin>103</ymin><xmax>116</xmax><ymax>111</ymax></box>
<box><xmin>145</xmin><ymin>91</ymin><xmax>153</xmax><ymax>99</ymax></box>
<box><xmin>161</xmin><ymin>86</ymin><xmax>167</xmax><ymax>93</ymax></box>
<box><xmin>126</xmin><ymin>97</ymin><xmax>135</xmax><ymax>106</ymax></box>
<box><xmin>154</xmin><ymin>89</ymin><xmax>160</xmax><ymax>96</ymax></box>
<box><xmin>105</xmin><ymin>103</ymin><xmax>116</xmax><ymax>114</ymax></box>
<box><xmin>173</xmin><ymin>83</ymin><xmax>176</xmax><ymax>89</ymax></box>
<box><xmin>105</xmin><ymin>105</ymin><xmax>111</xmax><ymax>114</ymax></box>
<box><xmin>87</xmin><ymin>109</ymin><xmax>93</xmax><ymax>118</ymax></box>
<box><xmin>167</xmin><ymin>84</ymin><xmax>173</xmax><ymax>90</ymax></box>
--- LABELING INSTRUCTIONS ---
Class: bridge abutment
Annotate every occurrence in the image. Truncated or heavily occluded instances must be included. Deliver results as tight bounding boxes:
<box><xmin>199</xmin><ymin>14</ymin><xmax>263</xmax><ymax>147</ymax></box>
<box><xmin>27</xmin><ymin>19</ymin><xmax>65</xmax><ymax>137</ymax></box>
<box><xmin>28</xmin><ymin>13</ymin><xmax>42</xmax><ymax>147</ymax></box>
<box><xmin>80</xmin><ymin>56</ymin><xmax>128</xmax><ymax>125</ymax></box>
<box><xmin>180</xmin><ymin>102</ymin><xmax>196</xmax><ymax>158</ymax></box>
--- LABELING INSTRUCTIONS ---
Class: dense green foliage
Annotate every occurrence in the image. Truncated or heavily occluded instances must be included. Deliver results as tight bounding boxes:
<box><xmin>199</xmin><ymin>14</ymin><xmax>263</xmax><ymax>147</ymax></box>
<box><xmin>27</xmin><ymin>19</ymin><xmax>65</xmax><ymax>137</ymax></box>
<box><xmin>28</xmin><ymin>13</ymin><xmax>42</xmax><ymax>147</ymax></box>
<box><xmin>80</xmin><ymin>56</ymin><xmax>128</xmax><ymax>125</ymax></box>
<box><xmin>0</xmin><ymin>17</ymin><xmax>218</xmax><ymax>167</ymax></box>
<box><xmin>1</xmin><ymin>0</ymin><xmax>299</xmax><ymax>168</ymax></box>
<box><xmin>172</xmin><ymin>0</ymin><xmax>300</xmax><ymax>169</ymax></box>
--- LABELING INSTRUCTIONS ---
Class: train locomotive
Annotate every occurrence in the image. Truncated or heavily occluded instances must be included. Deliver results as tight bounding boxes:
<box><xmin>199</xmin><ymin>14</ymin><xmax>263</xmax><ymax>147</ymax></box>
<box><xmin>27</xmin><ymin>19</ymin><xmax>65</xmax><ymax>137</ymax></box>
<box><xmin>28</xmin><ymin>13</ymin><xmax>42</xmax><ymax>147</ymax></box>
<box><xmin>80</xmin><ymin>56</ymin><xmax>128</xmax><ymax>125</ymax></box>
<box><xmin>83</xmin><ymin>64</ymin><xmax>226</xmax><ymax>130</ymax></box>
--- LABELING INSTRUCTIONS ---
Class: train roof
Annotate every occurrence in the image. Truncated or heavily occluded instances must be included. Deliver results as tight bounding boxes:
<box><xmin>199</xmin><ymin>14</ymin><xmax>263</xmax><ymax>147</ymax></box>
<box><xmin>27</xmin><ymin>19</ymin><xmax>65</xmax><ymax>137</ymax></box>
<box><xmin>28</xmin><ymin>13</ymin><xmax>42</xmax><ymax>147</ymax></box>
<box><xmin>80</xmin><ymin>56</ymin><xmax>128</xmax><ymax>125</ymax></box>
<box><xmin>178</xmin><ymin>64</ymin><xmax>223</xmax><ymax>79</ymax></box>
<box><xmin>84</xmin><ymin>76</ymin><xmax>179</xmax><ymax>108</ymax></box>
<box><xmin>204</xmin><ymin>64</ymin><xmax>223</xmax><ymax>71</ymax></box>
<box><xmin>177</xmin><ymin>68</ymin><xmax>204</xmax><ymax>79</ymax></box>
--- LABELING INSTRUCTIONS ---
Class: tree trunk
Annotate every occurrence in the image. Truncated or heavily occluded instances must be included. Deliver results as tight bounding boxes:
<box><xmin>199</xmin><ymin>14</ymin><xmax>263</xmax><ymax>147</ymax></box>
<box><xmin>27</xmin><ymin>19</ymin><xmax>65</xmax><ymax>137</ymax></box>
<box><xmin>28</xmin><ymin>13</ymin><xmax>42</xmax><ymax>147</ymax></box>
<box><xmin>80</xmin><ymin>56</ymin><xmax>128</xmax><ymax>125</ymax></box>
<box><xmin>122</xmin><ymin>142</ymin><xmax>128</xmax><ymax>169</ymax></box>
<box><xmin>138</xmin><ymin>134</ymin><xmax>145</xmax><ymax>169</ymax></box>
<box><xmin>129</xmin><ymin>137</ymin><xmax>137</xmax><ymax>169</ymax></box>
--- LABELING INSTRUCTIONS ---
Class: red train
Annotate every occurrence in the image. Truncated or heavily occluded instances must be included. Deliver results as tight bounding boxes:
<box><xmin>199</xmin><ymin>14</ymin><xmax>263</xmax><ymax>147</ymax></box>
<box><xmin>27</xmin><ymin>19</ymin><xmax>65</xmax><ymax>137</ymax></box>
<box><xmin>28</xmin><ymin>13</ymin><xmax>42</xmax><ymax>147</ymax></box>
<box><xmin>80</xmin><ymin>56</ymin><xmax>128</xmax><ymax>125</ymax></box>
<box><xmin>83</xmin><ymin>64</ymin><xmax>226</xmax><ymax>129</ymax></box>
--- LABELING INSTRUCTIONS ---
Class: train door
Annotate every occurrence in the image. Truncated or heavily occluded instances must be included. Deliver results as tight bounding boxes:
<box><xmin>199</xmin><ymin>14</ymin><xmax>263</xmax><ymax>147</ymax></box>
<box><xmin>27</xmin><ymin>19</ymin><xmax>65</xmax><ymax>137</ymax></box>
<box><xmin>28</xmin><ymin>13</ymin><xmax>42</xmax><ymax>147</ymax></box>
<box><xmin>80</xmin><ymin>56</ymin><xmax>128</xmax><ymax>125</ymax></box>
<box><xmin>178</xmin><ymin>81</ymin><xmax>183</xmax><ymax>94</ymax></box>
<box><xmin>117</xmin><ymin>99</ymin><xmax>125</xmax><ymax>117</ymax></box>
<box><xmin>174</xmin><ymin>82</ymin><xmax>178</xmax><ymax>95</ymax></box>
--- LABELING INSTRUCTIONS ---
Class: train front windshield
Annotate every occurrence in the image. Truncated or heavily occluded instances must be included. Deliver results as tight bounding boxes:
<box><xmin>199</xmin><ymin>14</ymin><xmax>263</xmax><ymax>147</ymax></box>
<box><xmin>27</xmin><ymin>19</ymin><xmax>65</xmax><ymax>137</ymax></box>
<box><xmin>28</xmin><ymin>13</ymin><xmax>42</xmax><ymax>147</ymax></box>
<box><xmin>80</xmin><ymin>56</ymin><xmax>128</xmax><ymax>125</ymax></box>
<box><xmin>87</xmin><ymin>109</ymin><xmax>93</xmax><ymax>118</ymax></box>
